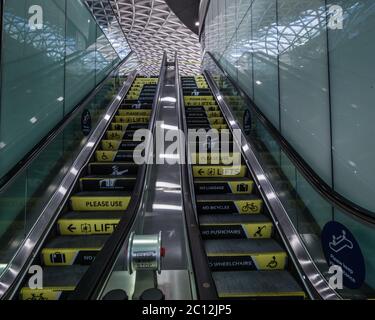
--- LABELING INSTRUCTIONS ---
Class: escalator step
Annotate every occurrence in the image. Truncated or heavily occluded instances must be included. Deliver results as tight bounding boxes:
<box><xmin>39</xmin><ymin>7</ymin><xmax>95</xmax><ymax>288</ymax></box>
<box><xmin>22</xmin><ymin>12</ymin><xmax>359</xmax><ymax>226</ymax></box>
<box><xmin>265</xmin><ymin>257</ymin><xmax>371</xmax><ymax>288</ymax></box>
<box><xmin>70</xmin><ymin>192</ymin><xmax>131</xmax><ymax>211</ymax></box>
<box><xmin>205</xmin><ymin>239</ymin><xmax>287</xmax><ymax>271</ymax></box>
<box><xmin>41</xmin><ymin>235</ymin><xmax>108</xmax><ymax>266</ymax></box>
<box><xmin>57</xmin><ymin>211</ymin><xmax>123</xmax><ymax>235</ymax></box>
<box><xmin>88</xmin><ymin>163</ymin><xmax>138</xmax><ymax>176</ymax></box>
<box><xmin>200</xmin><ymin>214</ymin><xmax>273</xmax><ymax>239</ymax></box>
<box><xmin>19</xmin><ymin>266</ymin><xmax>89</xmax><ymax>300</ymax></box>
<box><xmin>194</xmin><ymin>178</ymin><xmax>254</xmax><ymax>194</ymax></box>
<box><xmin>79</xmin><ymin>176</ymin><xmax>136</xmax><ymax>192</ymax></box>
<box><xmin>196</xmin><ymin>194</ymin><xmax>263</xmax><ymax>214</ymax></box>
<box><xmin>212</xmin><ymin>271</ymin><xmax>306</xmax><ymax>299</ymax></box>
<box><xmin>192</xmin><ymin>165</ymin><xmax>247</xmax><ymax>178</ymax></box>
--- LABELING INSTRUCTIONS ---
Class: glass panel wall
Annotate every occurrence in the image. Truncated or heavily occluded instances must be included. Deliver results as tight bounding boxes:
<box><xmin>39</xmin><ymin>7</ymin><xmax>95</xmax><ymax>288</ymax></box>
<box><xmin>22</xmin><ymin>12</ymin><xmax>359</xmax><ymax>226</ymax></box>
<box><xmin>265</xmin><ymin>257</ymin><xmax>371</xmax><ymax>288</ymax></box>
<box><xmin>203</xmin><ymin>1</ymin><xmax>375</xmax><ymax>218</ymax></box>
<box><xmin>203</xmin><ymin>0</ymin><xmax>375</xmax><ymax>297</ymax></box>
<box><xmin>0</xmin><ymin>0</ymin><xmax>124</xmax><ymax>181</ymax></box>
<box><xmin>0</xmin><ymin>0</ymin><xmax>132</xmax><ymax>277</ymax></box>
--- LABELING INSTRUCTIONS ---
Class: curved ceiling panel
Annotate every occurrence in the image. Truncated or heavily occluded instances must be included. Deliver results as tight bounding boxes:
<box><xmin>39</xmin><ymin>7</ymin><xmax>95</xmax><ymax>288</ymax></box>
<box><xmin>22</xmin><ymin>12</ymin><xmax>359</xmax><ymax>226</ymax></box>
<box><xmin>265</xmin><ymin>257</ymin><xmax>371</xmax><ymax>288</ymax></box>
<box><xmin>86</xmin><ymin>0</ymin><xmax>202</xmax><ymax>76</ymax></box>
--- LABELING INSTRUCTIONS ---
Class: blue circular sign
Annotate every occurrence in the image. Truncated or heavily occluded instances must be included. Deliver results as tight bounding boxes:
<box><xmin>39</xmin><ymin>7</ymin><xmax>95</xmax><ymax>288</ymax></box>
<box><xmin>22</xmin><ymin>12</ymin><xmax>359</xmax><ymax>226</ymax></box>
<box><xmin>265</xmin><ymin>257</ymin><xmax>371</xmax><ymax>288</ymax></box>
<box><xmin>321</xmin><ymin>221</ymin><xmax>365</xmax><ymax>289</ymax></box>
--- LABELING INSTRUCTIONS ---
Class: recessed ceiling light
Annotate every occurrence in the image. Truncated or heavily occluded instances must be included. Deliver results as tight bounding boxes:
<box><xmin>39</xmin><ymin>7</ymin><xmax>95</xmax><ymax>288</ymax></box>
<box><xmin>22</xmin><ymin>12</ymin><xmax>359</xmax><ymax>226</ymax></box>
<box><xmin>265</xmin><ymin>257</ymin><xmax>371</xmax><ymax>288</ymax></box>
<box><xmin>195</xmin><ymin>21</ymin><xmax>200</xmax><ymax>27</ymax></box>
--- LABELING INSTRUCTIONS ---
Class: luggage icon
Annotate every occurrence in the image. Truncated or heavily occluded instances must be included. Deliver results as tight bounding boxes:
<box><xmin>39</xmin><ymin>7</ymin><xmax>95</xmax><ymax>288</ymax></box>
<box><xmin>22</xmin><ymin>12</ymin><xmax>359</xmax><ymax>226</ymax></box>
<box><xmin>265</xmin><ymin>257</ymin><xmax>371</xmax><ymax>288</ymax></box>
<box><xmin>50</xmin><ymin>252</ymin><xmax>66</xmax><ymax>264</ymax></box>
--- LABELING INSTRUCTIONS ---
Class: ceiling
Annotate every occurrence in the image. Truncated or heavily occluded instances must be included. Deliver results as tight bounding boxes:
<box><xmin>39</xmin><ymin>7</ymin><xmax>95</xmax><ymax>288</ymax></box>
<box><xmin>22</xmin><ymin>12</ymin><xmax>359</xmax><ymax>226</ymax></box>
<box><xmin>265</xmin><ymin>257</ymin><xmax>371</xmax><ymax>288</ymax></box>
<box><xmin>85</xmin><ymin>0</ymin><xmax>202</xmax><ymax>76</ymax></box>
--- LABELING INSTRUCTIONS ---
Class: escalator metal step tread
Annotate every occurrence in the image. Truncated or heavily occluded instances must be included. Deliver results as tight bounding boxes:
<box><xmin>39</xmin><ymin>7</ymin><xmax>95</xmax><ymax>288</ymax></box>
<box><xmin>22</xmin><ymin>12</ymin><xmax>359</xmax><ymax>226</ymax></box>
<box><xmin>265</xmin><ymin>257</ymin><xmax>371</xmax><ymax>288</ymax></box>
<box><xmin>213</xmin><ymin>271</ymin><xmax>305</xmax><ymax>299</ymax></box>
<box><xmin>205</xmin><ymin>239</ymin><xmax>283</xmax><ymax>254</ymax></box>
<box><xmin>200</xmin><ymin>214</ymin><xmax>270</xmax><ymax>224</ymax></box>
<box><xmin>60</xmin><ymin>211</ymin><xmax>124</xmax><ymax>220</ymax></box>
<box><xmin>44</xmin><ymin>235</ymin><xmax>109</xmax><ymax>248</ymax></box>
<box><xmin>33</xmin><ymin>266</ymin><xmax>89</xmax><ymax>287</ymax></box>
<box><xmin>196</xmin><ymin>194</ymin><xmax>261</xmax><ymax>201</ymax></box>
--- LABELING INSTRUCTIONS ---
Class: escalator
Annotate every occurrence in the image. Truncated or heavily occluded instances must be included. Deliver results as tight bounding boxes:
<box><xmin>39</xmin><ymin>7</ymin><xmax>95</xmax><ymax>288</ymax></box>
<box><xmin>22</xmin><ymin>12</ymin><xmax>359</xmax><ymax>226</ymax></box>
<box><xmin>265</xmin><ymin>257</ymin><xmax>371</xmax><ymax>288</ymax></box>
<box><xmin>181</xmin><ymin>75</ymin><xmax>307</xmax><ymax>299</ymax></box>
<box><xmin>19</xmin><ymin>76</ymin><xmax>158</xmax><ymax>300</ymax></box>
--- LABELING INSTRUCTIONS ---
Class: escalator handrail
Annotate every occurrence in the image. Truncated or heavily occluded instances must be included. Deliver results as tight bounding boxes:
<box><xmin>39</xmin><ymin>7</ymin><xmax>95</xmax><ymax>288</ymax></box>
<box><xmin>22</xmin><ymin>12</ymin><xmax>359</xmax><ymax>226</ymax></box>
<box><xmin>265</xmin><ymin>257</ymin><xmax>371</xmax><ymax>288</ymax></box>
<box><xmin>0</xmin><ymin>52</ymin><xmax>134</xmax><ymax>192</ymax></box>
<box><xmin>175</xmin><ymin>53</ymin><xmax>218</xmax><ymax>300</ymax></box>
<box><xmin>69</xmin><ymin>52</ymin><xmax>169</xmax><ymax>300</ymax></box>
<box><xmin>205</xmin><ymin>51</ymin><xmax>375</xmax><ymax>226</ymax></box>
<box><xmin>203</xmin><ymin>68</ymin><xmax>341</xmax><ymax>300</ymax></box>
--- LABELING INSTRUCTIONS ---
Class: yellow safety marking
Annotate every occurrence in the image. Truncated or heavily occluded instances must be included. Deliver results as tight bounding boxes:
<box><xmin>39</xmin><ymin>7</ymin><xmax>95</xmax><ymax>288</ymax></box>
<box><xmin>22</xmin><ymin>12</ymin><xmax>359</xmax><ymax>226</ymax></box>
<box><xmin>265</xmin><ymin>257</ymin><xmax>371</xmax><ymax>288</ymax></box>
<box><xmin>70</xmin><ymin>195</ymin><xmax>131</xmax><ymax>211</ymax></box>
<box><xmin>191</xmin><ymin>153</ymin><xmax>241</xmax><ymax>164</ymax></box>
<box><xmin>235</xmin><ymin>199</ymin><xmax>263</xmax><ymax>214</ymax></box>
<box><xmin>207</xmin><ymin>252</ymin><xmax>287</xmax><ymax>270</ymax></box>
<box><xmin>58</xmin><ymin>219</ymin><xmax>121</xmax><ymax>235</ymax></box>
<box><xmin>193</xmin><ymin>165</ymin><xmax>247</xmax><ymax>178</ymax></box>
<box><xmin>211</xmin><ymin>124</ymin><xmax>228</xmax><ymax>130</ymax></box>
<box><xmin>209</xmin><ymin>117</ymin><xmax>226</xmax><ymax>125</ymax></box>
<box><xmin>218</xmin><ymin>291</ymin><xmax>306</xmax><ymax>299</ymax></box>
<box><xmin>184</xmin><ymin>96</ymin><xmax>215</xmax><ymax>102</ymax></box>
<box><xmin>185</xmin><ymin>101</ymin><xmax>218</xmax><ymax>107</ymax></box>
<box><xmin>110</xmin><ymin>123</ymin><xmax>129</xmax><ymax>131</ymax></box>
<box><xmin>201</xmin><ymin>222</ymin><xmax>273</xmax><ymax>238</ymax></box>
<box><xmin>206</xmin><ymin>111</ymin><xmax>222</xmax><ymax>118</ymax></box>
<box><xmin>106</xmin><ymin>130</ymin><xmax>124</xmax><ymax>140</ymax></box>
<box><xmin>126</xmin><ymin>95</ymin><xmax>143</xmax><ymax>100</ymax></box>
<box><xmin>185</xmin><ymin>102</ymin><xmax>218</xmax><ymax>108</ymax></box>
<box><xmin>118</xmin><ymin>110</ymin><xmax>152</xmax><ymax>117</ymax></box>
<box><xmin>101</xmin><ymin>140</ymin><xmax>121</xmax><ymax>151</ymax></box>
<box><xmin>228</xmin><ymin>181</ymin><xmax>254</xmax><ymax>194</ymax></box>
<box><xmin>20</xmin><ymin>287</ymin><xmax>76</xmax><ymax>300</ymax></box>
<box><xmin>115</xmin><ymin>116</ymin><xmax>150</xmax><ymax>123</ymax></box>
<box><xmin>41</xmin><ymin>248</ymin><xmax>101</xmax><ymax>266</ymax></box>
<box><xmin>95</xmin><ymin>151</ymin><xmax>117</xmax><ymax>162</ymax></box>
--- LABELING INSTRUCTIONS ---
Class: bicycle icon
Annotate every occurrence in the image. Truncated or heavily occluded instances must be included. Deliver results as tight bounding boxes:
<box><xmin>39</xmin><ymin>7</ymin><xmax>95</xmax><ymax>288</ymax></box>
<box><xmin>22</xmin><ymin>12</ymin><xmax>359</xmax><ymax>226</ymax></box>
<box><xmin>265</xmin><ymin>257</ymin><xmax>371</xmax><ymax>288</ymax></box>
<box><xmin>26</xmin><ymin>293</ymin><xmax>47</xmax><ymax>301</ymax></box>
<box><xmin>242</xmin><ymin>202</ymin><xmax>258</xmax><ymax>213</ymax></box>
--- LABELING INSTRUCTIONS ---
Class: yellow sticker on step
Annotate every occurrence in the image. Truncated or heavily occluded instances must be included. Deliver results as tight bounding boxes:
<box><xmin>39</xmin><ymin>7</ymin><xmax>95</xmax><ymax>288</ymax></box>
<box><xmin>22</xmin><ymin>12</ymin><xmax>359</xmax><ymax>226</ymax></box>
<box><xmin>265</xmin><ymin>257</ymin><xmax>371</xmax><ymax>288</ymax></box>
<box><xmin>253</xmin><ymin>252</ymin><xmax>287</xmax><ymax>270</ymax></box>
<box><xmin>118</xmin><ymin>110</ymin><xmax>152</xmax><ymax>117</ymax></box>
<box><xmin>115</xmin><ymin>116</ymin><xmax>150</xmax><ymax>123</ymax></box>
<box><xmin>101</xmin><ymin>140</ymin><xmax>121</xmax><ymax>151</ymax></box>
<box><xmin>95</xmin><ymin>151</ymin><xmax>117</xmax><ymax>162</ymax></box>
<box><xmin>191</xmin><ymin>153</ymin><xmax>241</xmax><ymax>164</ymax></box>
<box><xmin>70</xmin><ymin>196</ymin><xmax>131</xmax><ymax>211</ymax></box>
<box><xmin>58</xmin><ymin>219</ymin><xmax>121</xmax><ymax>235</ymax></box>
<box><xmin>41</xmin><ymin>248</ymin><xmax>101</xmax><ymax>266</ymax></box>
<box><xmin>235</xmin><ymin>200</ymin><xmax>263</xmax><ymax>214</ymax></box>
<box><xmin>193</xmin><ymin>165</ymin><xmax>246</xmax><ymax>178</ymax></box>
<box><xmin>20</xmin><ymin>287</ymin><xmax>75</xmax><ymax>300</ymax></box>
<box><xmin>228</xmin><ymin>181</ymin><xmax>254</xmax><ymax>194</ymax></box>
<box><xmin>106</xmin><ymin>130</ymin><xmax>124</xmax><ymax>140</ymax></box>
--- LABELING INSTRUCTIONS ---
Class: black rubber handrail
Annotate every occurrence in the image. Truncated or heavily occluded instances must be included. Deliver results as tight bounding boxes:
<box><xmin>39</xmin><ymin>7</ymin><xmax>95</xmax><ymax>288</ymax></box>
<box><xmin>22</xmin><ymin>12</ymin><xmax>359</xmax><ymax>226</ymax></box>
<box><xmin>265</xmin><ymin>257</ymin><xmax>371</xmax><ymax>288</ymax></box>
<box><xmin>206</xmin><ymin>51</ymin><xmax>375</xmax><ymax>225</ymax></box>
<box><xmin>69</xmin><ymin>52</ymin><xmax>168</xmax><ymax>300</ymax></box>
<box><xmin>0</xmin><ymin>52</ymin><xmax>133</xmax><ymax>192</ymax></box>
<box><xmin>175</xmin><ymin>52</ymin><xmax>218</xmax><ymax>300</ymax></box>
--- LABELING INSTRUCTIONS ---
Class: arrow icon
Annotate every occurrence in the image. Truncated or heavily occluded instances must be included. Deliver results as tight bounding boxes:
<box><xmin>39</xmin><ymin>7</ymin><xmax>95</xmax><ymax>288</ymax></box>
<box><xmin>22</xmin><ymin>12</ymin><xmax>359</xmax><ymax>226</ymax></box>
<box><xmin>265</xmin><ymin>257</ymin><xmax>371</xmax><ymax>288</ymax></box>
<box><xmin>198</xmin><ymin>169</ymin><xmax>204</xmax><ymax>176</ymax></box>
<box><xmin>67</xmin><ymin>224</ymin><xmax>77</xmax><ymax>233</ymax></box>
